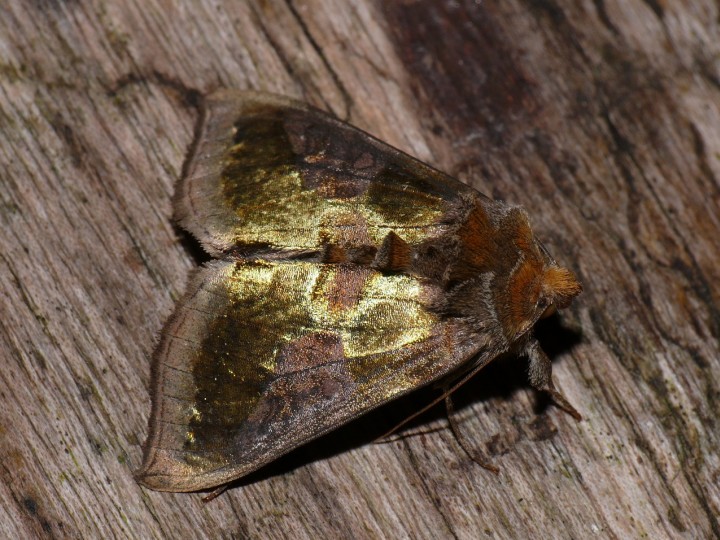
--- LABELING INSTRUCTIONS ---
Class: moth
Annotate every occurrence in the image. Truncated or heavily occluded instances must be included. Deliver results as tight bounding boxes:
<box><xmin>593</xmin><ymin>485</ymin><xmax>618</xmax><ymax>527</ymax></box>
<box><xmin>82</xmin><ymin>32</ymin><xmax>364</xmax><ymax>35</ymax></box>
<box><xmin>136</xmin><ymin>90</ymin><xmax>582</xmax><ymax>494</ymax></box>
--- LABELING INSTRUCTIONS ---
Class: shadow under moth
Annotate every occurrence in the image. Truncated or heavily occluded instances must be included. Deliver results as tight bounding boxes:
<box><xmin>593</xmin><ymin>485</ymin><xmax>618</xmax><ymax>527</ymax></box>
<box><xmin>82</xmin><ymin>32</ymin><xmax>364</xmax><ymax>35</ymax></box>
<box><xmin>136</xmin><ymin>90</ymin><xmax>582</xmax><ymax>494</ymax></box>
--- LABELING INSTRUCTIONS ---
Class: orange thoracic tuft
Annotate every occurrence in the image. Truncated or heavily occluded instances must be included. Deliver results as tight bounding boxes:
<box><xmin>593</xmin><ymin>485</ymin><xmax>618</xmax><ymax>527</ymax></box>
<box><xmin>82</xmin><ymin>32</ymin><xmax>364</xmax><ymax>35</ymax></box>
<box><xmin>542</xmin><ymin>266</ymin><xmax>582</xmax><ymax>308</ymax></box>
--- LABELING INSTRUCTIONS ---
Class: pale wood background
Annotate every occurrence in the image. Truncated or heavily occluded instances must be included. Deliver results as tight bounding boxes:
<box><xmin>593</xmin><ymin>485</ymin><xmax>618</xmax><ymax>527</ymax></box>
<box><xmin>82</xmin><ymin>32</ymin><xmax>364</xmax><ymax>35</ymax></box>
<box><xmin>2</xmin><ymin>1</ymin><xmax>719</xmax><ymax>538</ymax></box>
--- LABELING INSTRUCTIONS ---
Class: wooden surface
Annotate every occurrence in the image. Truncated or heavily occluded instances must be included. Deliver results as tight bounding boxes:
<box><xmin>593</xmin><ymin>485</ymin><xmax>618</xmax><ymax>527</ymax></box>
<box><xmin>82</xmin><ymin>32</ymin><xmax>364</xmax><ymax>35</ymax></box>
<box><xmin>2</xmin><ymin>1</ymin><xmax>719</xmax><ymax>538</ymax></box>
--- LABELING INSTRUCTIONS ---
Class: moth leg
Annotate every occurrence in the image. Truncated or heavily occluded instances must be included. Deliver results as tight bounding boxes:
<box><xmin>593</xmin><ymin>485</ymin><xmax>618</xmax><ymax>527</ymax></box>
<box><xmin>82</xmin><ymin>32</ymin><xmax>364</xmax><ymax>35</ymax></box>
<box><xmin>525</xmin><ymin>339</ymin><xmax>582</xmax><ymax>421</ymax></box>
<box><xmin>201</xmin><ymin>484</ymin><xmax>228</xmax><ymax>503</ymax></box>
<box><xmin>444</xmin><ymin>393</ymin><xmax>499</xmax><ymax>474</ymax></box>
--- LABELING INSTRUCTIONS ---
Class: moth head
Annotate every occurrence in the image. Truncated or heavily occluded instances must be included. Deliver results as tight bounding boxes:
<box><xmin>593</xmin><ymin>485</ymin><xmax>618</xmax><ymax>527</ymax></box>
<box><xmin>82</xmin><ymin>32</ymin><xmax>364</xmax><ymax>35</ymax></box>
<box><xmin>502</xmin><ymin>229</ymin><xmax>582</xmax><ymax>340</ymax></box>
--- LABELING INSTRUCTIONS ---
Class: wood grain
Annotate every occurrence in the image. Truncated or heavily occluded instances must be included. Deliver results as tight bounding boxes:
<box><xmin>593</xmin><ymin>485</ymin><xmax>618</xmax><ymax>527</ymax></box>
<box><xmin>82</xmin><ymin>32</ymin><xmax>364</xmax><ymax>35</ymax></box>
<box><xmin>1</xmin><ymin>1</ymin><xmax>719</xmax><ymax>538</ymax></box>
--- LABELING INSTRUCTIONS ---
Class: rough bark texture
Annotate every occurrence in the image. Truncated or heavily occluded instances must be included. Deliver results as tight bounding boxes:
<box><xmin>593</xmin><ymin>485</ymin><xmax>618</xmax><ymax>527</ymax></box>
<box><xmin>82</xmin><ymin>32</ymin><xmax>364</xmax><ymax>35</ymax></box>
<box><xmin>1</xmin><ymin>1</ymin><xmax>719</xmax><ymax>538</ymax></box>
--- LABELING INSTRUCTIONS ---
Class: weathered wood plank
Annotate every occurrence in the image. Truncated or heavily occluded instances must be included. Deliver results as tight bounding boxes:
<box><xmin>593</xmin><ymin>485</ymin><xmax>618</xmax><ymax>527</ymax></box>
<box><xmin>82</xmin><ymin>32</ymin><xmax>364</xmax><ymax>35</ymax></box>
<box><xmin>1</xmin><ymin>1</ymin><xmax>718</xmax><ymax>538</ymax></box>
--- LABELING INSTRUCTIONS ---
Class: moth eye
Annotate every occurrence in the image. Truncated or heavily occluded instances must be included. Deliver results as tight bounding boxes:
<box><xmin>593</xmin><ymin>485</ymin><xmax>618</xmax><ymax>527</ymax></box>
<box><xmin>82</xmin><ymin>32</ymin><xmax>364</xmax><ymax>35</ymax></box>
<box><xmin>540</xmin><ymin>303</ymin><xmax>557</xmax><ymax>319</ymax></box>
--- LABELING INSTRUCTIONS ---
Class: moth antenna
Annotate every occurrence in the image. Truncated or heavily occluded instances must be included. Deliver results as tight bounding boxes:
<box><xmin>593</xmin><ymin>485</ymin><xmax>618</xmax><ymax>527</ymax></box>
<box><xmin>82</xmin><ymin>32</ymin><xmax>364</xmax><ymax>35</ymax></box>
<box><xmin>374</xmin><ymin>358</ymin><xmax>492</xmax><ymax>443</ymax></box>
<box><xmin>445</xmin><ymin>394</ymin><xmax>499</xmax><ymax>474</ymax></box>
